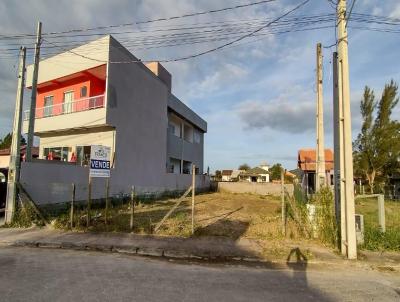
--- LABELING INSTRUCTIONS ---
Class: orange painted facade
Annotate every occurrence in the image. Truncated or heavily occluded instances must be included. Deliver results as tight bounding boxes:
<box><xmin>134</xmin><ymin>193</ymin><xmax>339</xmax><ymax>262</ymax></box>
<box><xmin>35</xmin><ymin>65</ymin><xmax>106</xmax><ymax>118</ymax></box>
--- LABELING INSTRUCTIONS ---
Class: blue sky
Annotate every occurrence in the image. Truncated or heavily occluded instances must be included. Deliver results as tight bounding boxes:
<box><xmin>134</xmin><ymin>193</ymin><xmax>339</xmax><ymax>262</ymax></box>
<box><xmin>0</xmin><ymin>0</ymin><xmax>399</xmax><ymax>172</ymax></box>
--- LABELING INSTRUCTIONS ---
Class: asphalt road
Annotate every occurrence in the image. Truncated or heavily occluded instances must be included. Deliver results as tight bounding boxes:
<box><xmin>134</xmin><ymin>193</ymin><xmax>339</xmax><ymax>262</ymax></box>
<box><xmin>0</xmin><ymin>247</ymin><xmax>399</xmax><ymax>302</ymax></box>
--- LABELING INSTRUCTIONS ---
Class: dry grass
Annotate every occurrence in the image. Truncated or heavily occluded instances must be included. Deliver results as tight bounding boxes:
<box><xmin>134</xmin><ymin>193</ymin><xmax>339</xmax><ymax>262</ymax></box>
<box><xmin>55</xmin><ymin>192</ymin><xmax>309</xmax><ymax>242</ymax></box>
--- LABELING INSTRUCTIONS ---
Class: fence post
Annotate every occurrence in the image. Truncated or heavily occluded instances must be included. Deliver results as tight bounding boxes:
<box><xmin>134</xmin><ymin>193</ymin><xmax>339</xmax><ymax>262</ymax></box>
<box><xmin>192</xmin><ymin>164</ymin><xmax>196</xmax><ymax>235</ymax></box>
<box><xmin>87</xmin><ymin>176</ymin><xmax>91</xmax><ymax>228</ymax></box>
<box><xmin>70</xmin><ymin>183</ymin><xmax>75</xmax><ymax>229</ymax></box>
<box><xmin>105</xmin><ymin>178</ymin><xmax>110</xmax><ymax>225</ymax></box>
<box><xmin>281</xmin><ymin>168</ymin><xmax>286</xmax><ymax>236</ymax></box>
<box><xmin>130</xmin><ymin>186</ymin><xmax>135</xmax><ymax>231</ymax></box>
<box><xmin>378</xmin><ymin>194</ymin><xmax>386</xmax><ymax>233</ymax></box>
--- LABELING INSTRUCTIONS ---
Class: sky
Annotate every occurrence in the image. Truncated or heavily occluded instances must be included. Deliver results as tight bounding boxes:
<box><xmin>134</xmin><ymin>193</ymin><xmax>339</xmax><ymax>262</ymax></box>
<box><xmin>0</xmin><ymin>0</ymin><xmax>399</xmax><ymax>172</ymax></box>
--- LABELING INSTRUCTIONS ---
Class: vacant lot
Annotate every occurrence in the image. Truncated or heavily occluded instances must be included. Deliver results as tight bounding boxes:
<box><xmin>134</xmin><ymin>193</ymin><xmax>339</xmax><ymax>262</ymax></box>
<box><xmin>54</xmin><ymin>191</ymin><xmax>313</xmax><ymax>256</ymax></box>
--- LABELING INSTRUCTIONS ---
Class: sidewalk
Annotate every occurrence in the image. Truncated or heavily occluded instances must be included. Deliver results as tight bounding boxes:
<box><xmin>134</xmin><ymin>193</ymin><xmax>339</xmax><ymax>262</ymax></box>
<box><xmin>0</xmin><ymin>227</ymin><xmax>398</xmax><ymax>270</ymax></box>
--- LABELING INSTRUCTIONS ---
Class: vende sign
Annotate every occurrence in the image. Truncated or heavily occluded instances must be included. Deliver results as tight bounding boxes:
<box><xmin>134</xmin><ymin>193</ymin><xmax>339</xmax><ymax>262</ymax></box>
<box><xmin>89</xmin><ymin>145</ymin><xmax>111</xmax><ymax>178</ymax></box>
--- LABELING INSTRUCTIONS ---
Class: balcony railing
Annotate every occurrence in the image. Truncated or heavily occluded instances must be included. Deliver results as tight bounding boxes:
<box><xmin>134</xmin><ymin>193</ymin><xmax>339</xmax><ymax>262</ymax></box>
<box><xmin>24</xmin><ymin>94</ymin><xmax>105</xmax><ymax>120</ymax></box>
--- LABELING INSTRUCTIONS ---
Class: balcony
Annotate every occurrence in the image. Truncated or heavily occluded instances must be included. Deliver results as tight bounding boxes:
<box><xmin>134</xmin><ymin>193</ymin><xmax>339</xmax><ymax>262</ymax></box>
<box><xmin>24</xmin><ymin>94</ymin><xmax>105</xmax><ymax>120</ymax></box>
<box><xmin>23</xmin><ymin>94</ymin><xmax>107</xmax><ymax>134</ymax></box>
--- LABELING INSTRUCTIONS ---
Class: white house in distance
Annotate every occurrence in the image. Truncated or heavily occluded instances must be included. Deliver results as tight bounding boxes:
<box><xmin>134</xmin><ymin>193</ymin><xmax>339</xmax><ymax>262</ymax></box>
<box><xmin>19</xmin><ymin>35</ymin><xmax>208</xmax><ymax>205</ymax></box>
<box><xmin>239</xmin><ymin>165</ymin><xmax>270</xmax><ymax>183</ymax></box>
<box><xmin>220</xmin><ymin>163</ymin><xmax>270</xmax><ymax>183</ymax></box>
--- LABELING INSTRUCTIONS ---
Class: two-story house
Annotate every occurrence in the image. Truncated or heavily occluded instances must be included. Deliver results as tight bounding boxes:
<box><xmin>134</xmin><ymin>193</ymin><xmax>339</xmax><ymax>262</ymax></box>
<box><xmin>20</xmin><ymin>36</ymin><xmax>208</xmax><ymax>205</ymax></box>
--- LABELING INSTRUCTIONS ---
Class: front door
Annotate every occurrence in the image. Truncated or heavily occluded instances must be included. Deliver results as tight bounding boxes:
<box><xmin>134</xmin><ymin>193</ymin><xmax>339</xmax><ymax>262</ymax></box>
<box><xmin>63</xmin><ymin>91</ymin><xmax>74</xmax><ymax>114</ymax></box>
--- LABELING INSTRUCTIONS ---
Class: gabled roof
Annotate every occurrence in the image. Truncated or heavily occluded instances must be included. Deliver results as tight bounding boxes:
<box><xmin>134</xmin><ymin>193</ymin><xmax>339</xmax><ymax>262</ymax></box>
<box><xmin>0</xmin><ymin>146</ymin><xmax>39</xmax><ymax>157</ymax></box>
<box><xmin>298</xmin><ymin>149</ymin><xmax>334</xmax><ymax>171</ymax></box>
<box><xmin>242</xmin><ymin>167</ymin><xmax>269</xmax><ymax>176</ymax></box>
<box><xmin>221</xmin><ymin>170</ymin><xmax>233</xmax><ymax>176</ymax></box>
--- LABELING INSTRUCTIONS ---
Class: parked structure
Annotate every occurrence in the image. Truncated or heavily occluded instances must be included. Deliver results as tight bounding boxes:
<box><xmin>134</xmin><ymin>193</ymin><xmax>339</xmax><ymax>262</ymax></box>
<box><xmin>298</xmin><ymin>148</ymin><xmax>334</xmax><ymax>194</ymax></box>
<box><xmin>19</xmin><ymin>36</ymin><xmax>208</xmax><ymax>205</ymax></box>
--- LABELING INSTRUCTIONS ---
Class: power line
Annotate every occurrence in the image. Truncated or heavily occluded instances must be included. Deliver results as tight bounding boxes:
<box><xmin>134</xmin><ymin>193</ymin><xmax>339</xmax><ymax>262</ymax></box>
<box><xmin>346</xmin><ymin>0</ymin><xmax>357</xmax><ymax>27</ymax></box>
<box><xmin>43</xmin><ymin>0</ymin><xmax>311</xmax><ymax>64</ymax></box>
<box><xmin>0</xmin><ymin>0</ymin><xmax>277</xmax><ymax>39</ymax></box>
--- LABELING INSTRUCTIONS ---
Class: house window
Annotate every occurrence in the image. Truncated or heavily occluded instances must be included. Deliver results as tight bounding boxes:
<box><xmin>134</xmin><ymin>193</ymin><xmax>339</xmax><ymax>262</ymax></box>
<box><xmin>43</xmin><ymin>95</ymin><xmax>54</xmax><ymax>117</ymax></box>
<box><xmin>80</xmin><ymin>86</ymin><xmax>87</xmax><ymax>98</ymax></box>
<box><xmin>183</xmin><ymin>124</ymin><xmax>193</xmax><ymax>142</ymax></box>
<box><xmin>194</xmin><ymin>130</ymin><xmax>201</xmax><ymax>144</ymax></box>
<box><xmin>44</xmin><ymin>146</ymin><xmax>69</xmax><ymax>161</ymax></box>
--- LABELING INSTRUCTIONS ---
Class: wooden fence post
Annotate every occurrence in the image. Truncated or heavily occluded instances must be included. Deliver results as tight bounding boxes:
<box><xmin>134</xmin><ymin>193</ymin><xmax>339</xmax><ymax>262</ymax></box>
<box><xmin>87</xmin><ymin>176</ymin><xmax>92</xmax><ymax>227</ymax></box>
<box><xmin>192</xmin><ymin>164</ymin><xmax>196</xmax><ymax>235</ymax></box>
<box><xmin>70</xmin><ymin>183</ymin><xmax>75</xmax><ymax>229</ymax></box>
<box><xmin>105</xmin><ymin>178</ymin><xmax>110</xmax><ymax>225</ymax></box>
<box><xmin>130</xmin><ymin>186</ymin><xmax>135</xmax><ymax>231</ymax></box>
<box><xmin>281</xmin><ymin>168</ymin><xmax>286</xmax><ymax>236</ymax></box>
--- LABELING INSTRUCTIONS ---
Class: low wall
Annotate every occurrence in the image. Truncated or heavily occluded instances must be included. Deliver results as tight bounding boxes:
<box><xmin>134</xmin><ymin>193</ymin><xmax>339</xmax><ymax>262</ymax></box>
<box><xmin>20</xmin><ymin>160</ymin><xmax>210</xmax><ymax>205</ymax></box>
<box><xmin>216</xmin><ymin>181</ymin><xmax>293</xmax><ymax>196</ymax></box>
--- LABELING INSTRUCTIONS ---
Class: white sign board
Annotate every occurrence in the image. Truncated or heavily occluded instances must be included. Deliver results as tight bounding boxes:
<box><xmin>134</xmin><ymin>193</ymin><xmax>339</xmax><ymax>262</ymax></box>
<box><xmin>89</xmin><ymin>145</ymin><xmax>111</xmax><ymax>178</ymax></box>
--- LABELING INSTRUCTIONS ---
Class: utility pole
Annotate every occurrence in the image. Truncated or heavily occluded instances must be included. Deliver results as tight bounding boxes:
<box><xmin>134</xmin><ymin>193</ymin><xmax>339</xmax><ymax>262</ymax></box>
<box><xmin>26</xmin><ymin>21</ymin><xmax>42</xmax><ymax>161</ymax></box>
<box><xmin>315</xmin><ymin>43</ymin><xmax>326</xmax><ymax>192</ymax></box>
<box><xmin>332</xmin><ymin>52</ymin><xmax>341</xmax><ymax>231</ymax></box>
<box><xmin>5</xmin><ymin>47</ymin><xmax>26</xmax><ymax>224</ymax></box>
<box><xmin>337</xmin><ymin>0</ymin><xmax>357</xmax><ymax>259</ymax></box>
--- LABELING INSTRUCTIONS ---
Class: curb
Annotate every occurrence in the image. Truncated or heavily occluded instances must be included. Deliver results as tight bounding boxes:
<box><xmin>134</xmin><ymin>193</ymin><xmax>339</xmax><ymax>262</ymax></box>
<box><xmin>1</xmin><ymin>239</ymin><xmax>339</xmax><ymax>267</ymax></box>
<box><xmin>2</xmin><ymin>239</ymin><xmax>399</xmax><ymax>271</ymax></box>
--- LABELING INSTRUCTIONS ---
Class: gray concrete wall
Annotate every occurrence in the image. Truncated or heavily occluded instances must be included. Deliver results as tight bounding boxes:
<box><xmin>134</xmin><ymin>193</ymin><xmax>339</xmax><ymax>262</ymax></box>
<box><xmin>216</xmin><ymin>182</ymin><xmax>294</xmax><ymax>196</ymax></box>
<box><xmin>106</xmin><ymin>37</ymin><xmax>170</xmax><ymax>191</ymax></box>
<box><xmin>20</xmin><ymin>161</ymin><xmax>209</xmax><ymax>205</ymax></box>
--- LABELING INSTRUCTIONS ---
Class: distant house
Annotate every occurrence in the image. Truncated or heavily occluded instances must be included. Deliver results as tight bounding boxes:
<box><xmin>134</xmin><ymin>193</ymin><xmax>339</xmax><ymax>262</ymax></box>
<box><xmin>0</xmin><ymin>146</ymin><xmax>39</xmax><ymax>169</ymax></box>
<box><xmin>221</xmin><ymin>170</ymin><xmax>233</xmax><ymax>182</ymax></box>
<box><xmin>239</xmin><ymin>166</ymin><xmax>270</xmax><ymax>183</ymax></box>
<box><xmin>298</xmin><ymin>148</ymin><xmax>334</xmax><ymax>194</ymax></box>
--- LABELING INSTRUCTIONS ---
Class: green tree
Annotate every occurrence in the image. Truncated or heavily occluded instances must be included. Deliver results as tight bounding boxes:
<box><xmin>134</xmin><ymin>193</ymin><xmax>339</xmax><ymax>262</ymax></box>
<box><xmin>0</xmin><ymin>133</ymin><xmax>26</xmax><ymax>149</ymax></box>
<box><xmin>269</xmin><ymin>163</ymin><xmax>282</xmax><ymax>181</ymax></box>
<box><xmin>215</xmin><ymin>170</ymin><xmax>222</xmax><ymax>180</ymax></box>
<box><xmin>0</xmin><ymin>133</ymin><xmax>12</xmax><ymax>149</ymax></box>
<box><xmin>238</xmin><ymin>163</ymin><xmax>250</xmax><ymax>171</ymax></box>
<box><xmin>354</xmin><ymin>81</ymin><xmax>400</xmax><ymax>192</ymax></box>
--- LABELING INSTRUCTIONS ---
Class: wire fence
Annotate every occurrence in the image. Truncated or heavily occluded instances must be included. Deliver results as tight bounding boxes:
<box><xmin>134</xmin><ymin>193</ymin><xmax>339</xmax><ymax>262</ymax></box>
<box><xmin>15</xmin><ymin>179</ymin><xmax>209</xmax><ymax>234</ymax></box>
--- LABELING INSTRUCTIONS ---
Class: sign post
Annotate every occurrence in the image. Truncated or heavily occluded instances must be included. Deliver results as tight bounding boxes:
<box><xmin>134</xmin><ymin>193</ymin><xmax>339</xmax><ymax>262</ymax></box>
<box><xmin>87</xmin><ymin>145</ymin><xmax>111</xmax><ymax>227</ymax></box>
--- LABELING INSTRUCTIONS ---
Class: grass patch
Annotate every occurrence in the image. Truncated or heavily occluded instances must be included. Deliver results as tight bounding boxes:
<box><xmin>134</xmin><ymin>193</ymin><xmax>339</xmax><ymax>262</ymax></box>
<box><xmin>356</xmin><ymin>198</ymin><xmax>400</xmax><ymax>251</ymax></box>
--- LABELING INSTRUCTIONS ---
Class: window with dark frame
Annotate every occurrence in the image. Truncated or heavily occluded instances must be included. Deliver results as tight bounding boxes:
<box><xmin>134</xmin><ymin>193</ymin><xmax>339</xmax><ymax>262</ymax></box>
<box><xmin>80</xmin><ymin>86</ymin><xmax>87</xmax><ymax>98</ymax></box>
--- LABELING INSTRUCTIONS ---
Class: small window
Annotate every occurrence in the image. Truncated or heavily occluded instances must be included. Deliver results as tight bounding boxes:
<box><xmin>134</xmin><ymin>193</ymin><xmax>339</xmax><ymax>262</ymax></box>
<box><xmin>80</xmin><ymin>86</ymin><xmax>87</xmax><ymax>98</ymax></box>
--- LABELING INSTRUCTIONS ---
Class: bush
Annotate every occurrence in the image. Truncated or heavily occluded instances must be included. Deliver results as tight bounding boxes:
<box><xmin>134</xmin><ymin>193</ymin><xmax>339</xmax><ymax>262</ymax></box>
<box><xmin>313</xmin><ymin>186</ymin><xmax>339</xmax><ymax>247</ymax></box>
<box><xmin>361</xmin><ymin>226</ymin><xmax>400</xmax><ymax>251</ymax></box>
<box><xmin>10</xmin><ymin>202</ymin><xmax>45</xmax><ymax>228</ymax></box>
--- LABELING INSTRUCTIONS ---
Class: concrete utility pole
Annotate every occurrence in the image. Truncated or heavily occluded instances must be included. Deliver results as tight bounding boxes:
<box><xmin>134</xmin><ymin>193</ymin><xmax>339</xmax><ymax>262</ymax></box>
<box><xmin>5</xmin><ymin>47</ymin><xmax>26</xmax><ymax>224</ymax></box>
<box><xmin>332</xmin><ymin>52</ymin><xmax>341</xmax><ymax>231</ymax></box>
<box><xmin>26</xmin><ymin>21</ymin><xmax>42</xmax><ymax>161</ymax></box>
<box><xmin>315</xmin><ymin>43</ymin><xmax>326</xmax><ymax>192</ymax></box>
<box><xmin>337</xmin><ymin>0</ymin><xmax>357</xmax><ymax>259</ymax></box>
